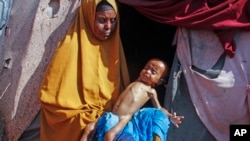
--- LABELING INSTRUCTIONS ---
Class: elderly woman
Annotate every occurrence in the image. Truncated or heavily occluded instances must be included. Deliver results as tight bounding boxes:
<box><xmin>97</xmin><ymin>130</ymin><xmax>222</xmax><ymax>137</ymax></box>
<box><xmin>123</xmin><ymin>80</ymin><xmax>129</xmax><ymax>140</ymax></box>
<box><xmin>39</xmin><ymin>0</ymin><xmax>129</xmax><ymax>141</ymax></box>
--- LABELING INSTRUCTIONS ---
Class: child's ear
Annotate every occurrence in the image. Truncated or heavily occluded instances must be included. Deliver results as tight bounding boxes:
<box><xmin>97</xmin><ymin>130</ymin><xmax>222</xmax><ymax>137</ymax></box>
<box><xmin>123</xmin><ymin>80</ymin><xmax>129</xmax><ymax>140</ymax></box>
<box><xmin>157</xmin><ymin>79</ymin><xmax>166</xmax><ymax>85</ymax></box>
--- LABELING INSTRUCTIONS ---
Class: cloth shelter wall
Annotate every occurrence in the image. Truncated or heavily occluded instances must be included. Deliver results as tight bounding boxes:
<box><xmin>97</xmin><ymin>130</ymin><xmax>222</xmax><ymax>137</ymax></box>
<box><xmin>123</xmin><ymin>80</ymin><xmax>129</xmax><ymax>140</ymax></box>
<box><xmin>165</xmin><ymin>28</ymin><xmax>250</xmax><ymax>141</ymax></box>
<box><xmin>118</xmin><ymin>0</ymin><xmax>250</xmax><ymax>57</ymax></box>
<box><xmin>0</xmin><ymin>0</ymin><xmax>81</xmax><ymax>140</ymax></box>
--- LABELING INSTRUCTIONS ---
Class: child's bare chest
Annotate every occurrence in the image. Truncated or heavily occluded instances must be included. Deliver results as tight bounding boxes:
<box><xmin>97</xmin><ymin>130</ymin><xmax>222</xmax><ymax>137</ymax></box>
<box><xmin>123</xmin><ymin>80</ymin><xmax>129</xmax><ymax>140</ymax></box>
<box><xmin>131</xmin><ymin>85</ymin><xmax>152</xmax><ymax>101</ymax></box>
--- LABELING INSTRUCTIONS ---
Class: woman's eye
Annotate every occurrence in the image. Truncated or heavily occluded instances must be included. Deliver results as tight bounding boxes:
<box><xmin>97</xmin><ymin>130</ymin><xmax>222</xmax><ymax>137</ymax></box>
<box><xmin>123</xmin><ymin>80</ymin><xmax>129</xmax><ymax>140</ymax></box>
<box><xmin>97</xmin><ymin>17</ymin><xmax>106</xmax><ymax>23</ymax></box>
<box><xmin>110</xmin><ymin>18</ymin><xmax>117</xmax><ymax>24</ymax></box>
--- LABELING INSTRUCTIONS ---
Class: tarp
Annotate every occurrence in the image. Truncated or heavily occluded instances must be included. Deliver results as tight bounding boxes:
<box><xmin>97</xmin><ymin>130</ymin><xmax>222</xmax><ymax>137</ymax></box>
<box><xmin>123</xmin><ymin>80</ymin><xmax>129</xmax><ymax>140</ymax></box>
<box><xmin>119</xmin><ymin>0</ymin><xmax>250</xmax><ymax>57</ymax></box>
<box><xmin>165</xmin><ymin>28</ymin><xmax>250</xmax><ymax>141</ymax></box>
<box><xmin>0</xmin><ymin>0</ymin><xmax>12</xmax><ymax>36</ymax></box>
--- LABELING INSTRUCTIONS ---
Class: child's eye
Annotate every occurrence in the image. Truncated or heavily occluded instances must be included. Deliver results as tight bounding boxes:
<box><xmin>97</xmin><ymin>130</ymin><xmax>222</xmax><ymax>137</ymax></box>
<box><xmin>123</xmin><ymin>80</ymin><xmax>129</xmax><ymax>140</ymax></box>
<box><xmin>152</xmin><ymin>71</ymin><xmax>157</xmax><ymax>75</ymax></box>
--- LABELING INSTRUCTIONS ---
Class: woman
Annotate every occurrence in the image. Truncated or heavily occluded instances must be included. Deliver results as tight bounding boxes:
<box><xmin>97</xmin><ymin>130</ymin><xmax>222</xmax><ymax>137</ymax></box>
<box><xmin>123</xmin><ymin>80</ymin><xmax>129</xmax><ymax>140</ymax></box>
<box><xmin>39</xmin><ymin>0</ymin><xmax>129</xmax><ymax>140</ymax></box>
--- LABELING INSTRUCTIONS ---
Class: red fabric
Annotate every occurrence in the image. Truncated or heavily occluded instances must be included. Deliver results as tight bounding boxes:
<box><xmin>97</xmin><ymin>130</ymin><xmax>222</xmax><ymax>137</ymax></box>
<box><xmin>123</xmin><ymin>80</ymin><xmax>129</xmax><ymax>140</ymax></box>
<box><xmin>118</xmin><ymin>0</ymin><xmax>250</xmax><ymax>57</ymax></box>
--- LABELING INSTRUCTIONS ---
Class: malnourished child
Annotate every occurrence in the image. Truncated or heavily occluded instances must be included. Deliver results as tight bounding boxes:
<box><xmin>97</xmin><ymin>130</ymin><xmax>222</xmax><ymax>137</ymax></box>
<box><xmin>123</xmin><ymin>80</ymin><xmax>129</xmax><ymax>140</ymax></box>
<box><xmin>81</xmin><ymin>58</ymin><xmax>184</xmax><ymax>141</ymax></box>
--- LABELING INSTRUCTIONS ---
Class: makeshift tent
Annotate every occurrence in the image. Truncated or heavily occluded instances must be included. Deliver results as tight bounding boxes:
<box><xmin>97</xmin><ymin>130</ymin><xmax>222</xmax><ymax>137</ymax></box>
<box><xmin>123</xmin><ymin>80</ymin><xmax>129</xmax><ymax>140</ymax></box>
<box><xmin>118</xmin><ymin>0</ymin><xmax>250</xmax><ymax>141</ymax></box>
<box><xmin>0</xmin><ymin>0</ymin><xmax>250</xmax><ymax>141</ymax></box>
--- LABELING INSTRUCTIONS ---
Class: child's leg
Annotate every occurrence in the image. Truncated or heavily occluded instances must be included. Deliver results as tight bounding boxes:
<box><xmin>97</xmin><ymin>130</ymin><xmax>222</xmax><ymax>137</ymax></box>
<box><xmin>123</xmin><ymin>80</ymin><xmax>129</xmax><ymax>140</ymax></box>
<box><xmin>80</xmin><ymin>121</ymin><xmax>97</xmax><ymax>141</ymax></box>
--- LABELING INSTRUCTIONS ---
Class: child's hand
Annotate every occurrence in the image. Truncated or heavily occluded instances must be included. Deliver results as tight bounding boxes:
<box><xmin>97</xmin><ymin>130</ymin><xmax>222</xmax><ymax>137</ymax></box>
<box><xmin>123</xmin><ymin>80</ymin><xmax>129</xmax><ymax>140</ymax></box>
<box><xmin>169</xmin><ymin>112</ymin><xmax>184</xmax><ymax>128</ymax></box>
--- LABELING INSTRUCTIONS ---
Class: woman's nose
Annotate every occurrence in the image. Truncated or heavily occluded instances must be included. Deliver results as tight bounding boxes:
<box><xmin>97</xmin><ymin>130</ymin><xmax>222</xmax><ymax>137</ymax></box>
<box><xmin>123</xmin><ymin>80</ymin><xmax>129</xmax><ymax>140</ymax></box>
<box><xmin>104</xmin><ymin>20</ymin><xmax>112</xmax><ymax>29</ymax></box>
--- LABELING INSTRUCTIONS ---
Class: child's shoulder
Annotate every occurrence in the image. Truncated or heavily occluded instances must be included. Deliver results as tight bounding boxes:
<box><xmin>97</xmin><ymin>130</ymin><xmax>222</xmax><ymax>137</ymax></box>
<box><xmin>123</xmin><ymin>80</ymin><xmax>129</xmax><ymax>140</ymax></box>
<box><xmin>128</xmin><ymin>81</ymin><xmax>150</xmax><ymax>90</ymax></box>
<box><xmin>129</xmin><ymin>81</ymin><xmax>146</xmax><ymax>87</ymax></box>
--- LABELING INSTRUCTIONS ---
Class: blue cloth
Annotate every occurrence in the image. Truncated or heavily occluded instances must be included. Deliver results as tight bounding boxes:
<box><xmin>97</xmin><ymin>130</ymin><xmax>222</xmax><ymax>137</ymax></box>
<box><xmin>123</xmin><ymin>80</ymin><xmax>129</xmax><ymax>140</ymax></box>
<box><xmin>95</xmin><ymin>108</ymin><xmax>170</xmax><ymax>141</ymax></box>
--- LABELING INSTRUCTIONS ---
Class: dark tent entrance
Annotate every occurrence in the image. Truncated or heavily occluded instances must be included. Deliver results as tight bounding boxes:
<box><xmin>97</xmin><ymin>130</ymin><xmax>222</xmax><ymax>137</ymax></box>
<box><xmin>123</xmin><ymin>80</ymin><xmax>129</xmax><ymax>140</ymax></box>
<box><xmin>118</xmin><ymin>3</ymin><xmax>217</xmax><ymax>141</ymax></box>
<box><xmin>119</xmin><ymin>3</ymin><xmax>176</xmax><ymax>107</ymax></box>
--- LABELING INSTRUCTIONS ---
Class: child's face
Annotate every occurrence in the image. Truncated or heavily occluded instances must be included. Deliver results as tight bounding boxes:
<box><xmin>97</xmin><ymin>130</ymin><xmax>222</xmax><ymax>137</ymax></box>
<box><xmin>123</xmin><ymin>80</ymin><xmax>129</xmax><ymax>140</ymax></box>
<box><xmin>139</xmin><ymin>59</ymin><xmax>166</xmax><ymax>87</ymax></box>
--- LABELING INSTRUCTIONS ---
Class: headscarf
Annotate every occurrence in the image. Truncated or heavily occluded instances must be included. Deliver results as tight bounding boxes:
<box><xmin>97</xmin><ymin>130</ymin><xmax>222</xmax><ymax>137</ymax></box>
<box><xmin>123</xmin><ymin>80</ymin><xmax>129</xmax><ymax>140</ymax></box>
<box><xmin>39</xmin><ymin>0</ymin><xmax>130</xmax><ymax>140</ymax></box>
<box><xmin>96</xmin><ymin>0</ymin><xmax>114</xmax><ymax>12</ymax></box>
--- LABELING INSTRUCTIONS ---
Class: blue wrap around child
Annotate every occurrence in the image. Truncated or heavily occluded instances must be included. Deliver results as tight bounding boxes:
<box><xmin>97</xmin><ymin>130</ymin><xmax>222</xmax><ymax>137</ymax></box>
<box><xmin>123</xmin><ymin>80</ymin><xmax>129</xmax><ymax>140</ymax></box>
<box><xmin>91</xmin><ymin>107</ymin><xmax>170</xmax><ymax>141</ymax></box>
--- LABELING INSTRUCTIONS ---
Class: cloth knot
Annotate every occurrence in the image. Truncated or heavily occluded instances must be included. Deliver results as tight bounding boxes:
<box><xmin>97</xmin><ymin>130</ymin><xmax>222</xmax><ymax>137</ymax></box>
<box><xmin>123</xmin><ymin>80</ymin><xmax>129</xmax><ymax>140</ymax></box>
<box><xmin>246</xmin><ymin>85</ymin><xmax>250</xmax><ymax>91</ymax></box>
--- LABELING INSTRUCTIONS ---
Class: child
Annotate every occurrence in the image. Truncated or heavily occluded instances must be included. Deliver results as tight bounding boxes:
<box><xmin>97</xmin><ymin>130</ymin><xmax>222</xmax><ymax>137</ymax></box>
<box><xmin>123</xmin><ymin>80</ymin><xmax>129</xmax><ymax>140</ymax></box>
<box><xmin>81</xmin><ymin>58</ymin><xmax>184</xmax><ymax>141</ymax></box>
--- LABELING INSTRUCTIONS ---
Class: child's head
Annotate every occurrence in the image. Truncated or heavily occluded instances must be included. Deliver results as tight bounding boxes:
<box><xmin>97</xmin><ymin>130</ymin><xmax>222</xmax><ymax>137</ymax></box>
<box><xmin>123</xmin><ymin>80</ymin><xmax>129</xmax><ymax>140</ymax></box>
<box><xmin>138</xmin><ymin>58</ymin><xmax>168</xmax><ymax>87</ymax></box>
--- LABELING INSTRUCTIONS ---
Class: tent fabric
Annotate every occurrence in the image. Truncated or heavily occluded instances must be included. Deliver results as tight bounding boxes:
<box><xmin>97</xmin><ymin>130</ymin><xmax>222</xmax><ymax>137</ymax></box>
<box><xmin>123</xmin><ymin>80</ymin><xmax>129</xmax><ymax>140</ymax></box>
<box><xmin>164</xmin><ymin>55</ymin><xmax>217</xmax><ymax>141</ymax></box>
<box><xmin>0</xmin><ymin>0</ymin><xmax>81</xmax><ymax>140</ymax></box>
<box><xmin>0</xmin><ymin>0</ymin><xmax>12</xmax><ymax>36</ymax></box>
<box><xmin>39</xmin><ymin>0</ymin><xmax>130</xmax><ymax>141</ymax></box>
<box><xmin>165</xmin><ymin>28</ymin><xmax>250</xmax><ymax>141</ymax></box>
<box><xmin>118</xmin><ymin>0</ymin><xmax>250</xmax><ymax>57</ymax></box>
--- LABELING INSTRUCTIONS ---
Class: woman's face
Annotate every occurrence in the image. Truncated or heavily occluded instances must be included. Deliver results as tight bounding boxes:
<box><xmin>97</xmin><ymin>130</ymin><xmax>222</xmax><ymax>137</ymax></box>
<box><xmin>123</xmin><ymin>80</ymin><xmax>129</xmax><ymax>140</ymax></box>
<box><xmin>94</xmin><ymin>9</ymin><xmax>117</xmax><ymax>41</ymax></box>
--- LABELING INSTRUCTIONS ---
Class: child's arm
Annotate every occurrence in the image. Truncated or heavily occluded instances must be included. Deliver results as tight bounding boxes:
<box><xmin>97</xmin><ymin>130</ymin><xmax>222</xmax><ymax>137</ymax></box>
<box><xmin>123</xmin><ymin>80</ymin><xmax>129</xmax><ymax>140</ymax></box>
<box><xmin>149</xmin><ymin>89</ymin><xmax>172</xmax><ymax>116</ymax></box>
<box><xmin>149</xmin><ymin>90</ymin><xmax>184</xmax><ymax>127</ymax></box>
<box><xmin>159</xmin><ymin>107</ymin><xmax>184</xmax><ymax>128</ymax></box>
<box><xmin>149</xmin><ymin>89</ymin><xmax>161</xmax><ymax>108</ymax></box>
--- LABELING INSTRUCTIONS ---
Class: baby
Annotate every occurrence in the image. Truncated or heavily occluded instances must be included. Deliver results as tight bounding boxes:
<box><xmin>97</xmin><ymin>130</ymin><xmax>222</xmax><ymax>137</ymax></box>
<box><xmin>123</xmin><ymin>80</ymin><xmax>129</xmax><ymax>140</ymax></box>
<box><xmin>81</xmin><ymin>58</ymin><xmax>184</xmax><ymax>141</ymax></box>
